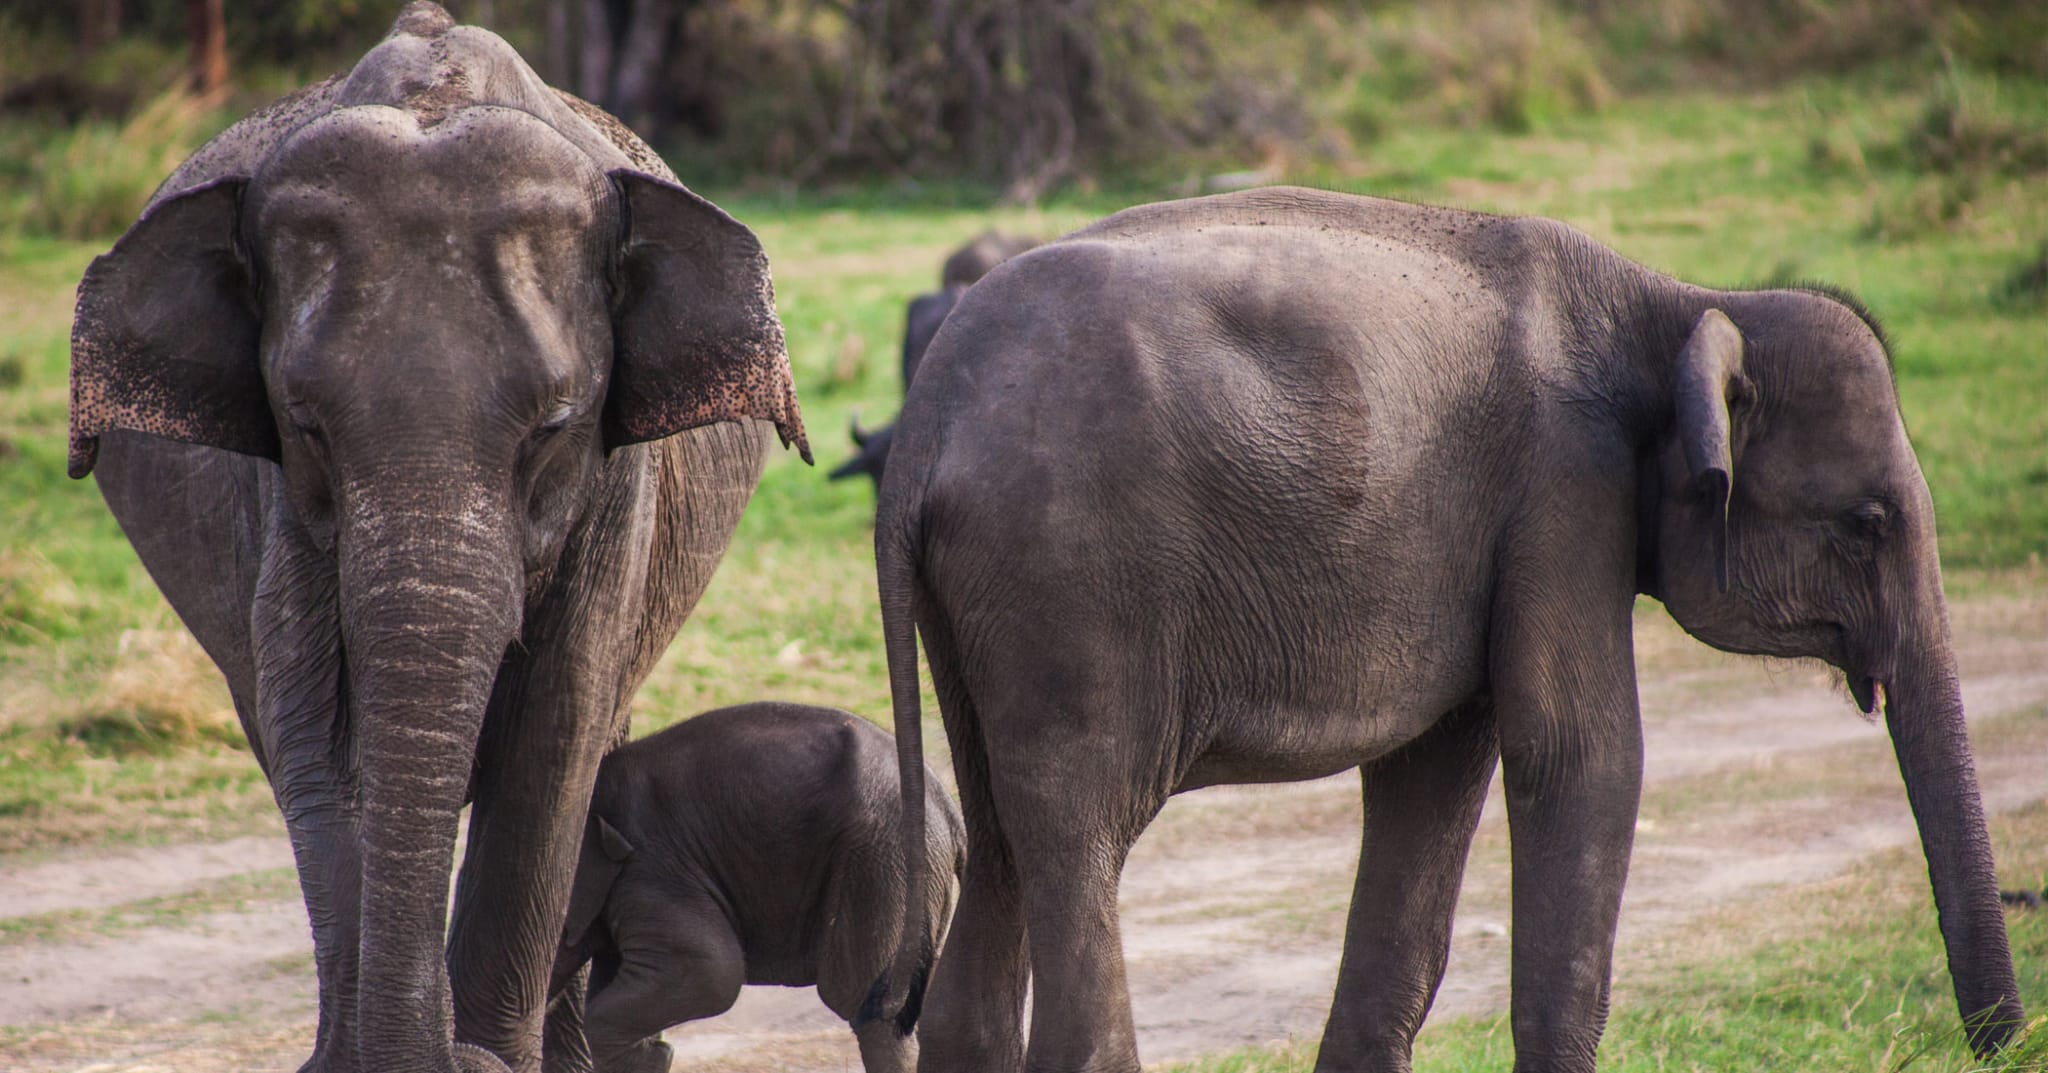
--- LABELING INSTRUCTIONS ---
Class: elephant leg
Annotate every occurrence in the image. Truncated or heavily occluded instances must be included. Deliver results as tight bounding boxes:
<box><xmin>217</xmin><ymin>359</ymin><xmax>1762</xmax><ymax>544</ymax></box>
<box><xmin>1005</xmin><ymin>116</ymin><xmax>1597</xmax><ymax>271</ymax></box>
<box><xmin>1491</xmin><ymin>564</ymin><xmax>1642</xmax><ymax>1073</ymax></box>
<box><xmin>917</xmin><ymin>689</ymin><xmax>1029</xmax><ymax>1073</ymax></box>
<box><xmin>542</xmin><ymin>964</ymin><xmax>594</xmax><ymax>1073</ymax></box>
<box><xmin>287</xmin><ymin>814</ymin><xmax>364</xmax><ymax>1073</ymax></box>
<box><xmin>1316</xmin><ymin>701</ymin><xmax>1499</xmax><ymax>1073</ymax></box>
<box><xmin>853</xmin><ymin>1016</ymin><xmax>915</xmax><ymax>1073</ymax></box>
<box><xmin>447</xmin><ymin>458</ymin><xmax>660</xmax><ymax>1072</ymax></box>
<box><xmin>249</xmin><ymin>504</ymin><xmax>364</xmax><ymax>1073</ymax></box>
<box><xmin>987</xmin><ymin>695</ymin><xmax>1159</xmax><ymax>1073</ymax></box>
<box><xmin>584</xmin><ymin>900</ymin><xmax>743</xmax><ymax>1072</ymax></box>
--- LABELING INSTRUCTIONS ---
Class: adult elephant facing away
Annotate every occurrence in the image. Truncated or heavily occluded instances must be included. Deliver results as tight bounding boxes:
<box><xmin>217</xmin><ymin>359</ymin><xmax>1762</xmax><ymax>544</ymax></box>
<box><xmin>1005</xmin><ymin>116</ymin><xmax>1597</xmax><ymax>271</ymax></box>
<box><xmin>67</xmin><ymin>5</ymin><xmax>808</xmax><ymax>1072</ymax></box>
<box><xmin>872</xmin><ymin>187</ymin><xmax>2022</xmax><ymax>1072</ymax></box>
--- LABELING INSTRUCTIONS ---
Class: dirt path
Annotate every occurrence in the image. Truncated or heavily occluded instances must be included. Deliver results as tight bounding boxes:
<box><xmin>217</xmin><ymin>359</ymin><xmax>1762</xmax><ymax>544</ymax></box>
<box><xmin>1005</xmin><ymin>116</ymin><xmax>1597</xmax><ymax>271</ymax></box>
<box><xmin>2</xmin><ymin>584</ymin><xmax>2044</xmax><ymax>1072</ymax></box>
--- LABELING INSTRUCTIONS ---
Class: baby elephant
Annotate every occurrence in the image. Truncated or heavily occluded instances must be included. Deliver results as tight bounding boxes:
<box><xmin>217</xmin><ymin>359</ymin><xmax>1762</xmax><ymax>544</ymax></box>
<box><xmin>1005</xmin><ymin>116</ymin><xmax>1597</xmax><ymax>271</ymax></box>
<box><xmin>545</xmin><ymin>702</ymin><xmax>964</xmax><ymax>1073</ymax></box>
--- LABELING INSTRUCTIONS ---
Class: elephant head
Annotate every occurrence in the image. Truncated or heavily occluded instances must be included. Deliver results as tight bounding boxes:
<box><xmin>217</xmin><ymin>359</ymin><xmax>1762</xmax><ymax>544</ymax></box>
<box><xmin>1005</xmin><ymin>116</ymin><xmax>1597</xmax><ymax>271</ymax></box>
<box><xmin>68</xmin><ymin>38</ymin><xmax>805</xmax><ymax>1069</ymax></box>
<box><xmin>1645</xmin><ymin>291</ymin><xmax>2021</xmax><ymax>1051</ymax></box>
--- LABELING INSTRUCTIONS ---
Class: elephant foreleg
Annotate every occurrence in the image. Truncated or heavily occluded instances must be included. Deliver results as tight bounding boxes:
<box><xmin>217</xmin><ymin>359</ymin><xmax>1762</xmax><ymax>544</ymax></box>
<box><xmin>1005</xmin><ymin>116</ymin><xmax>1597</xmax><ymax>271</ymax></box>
<box><xmin>448</xmin><ymin>460</ymin><xmax>659</xmax><ymax>1072</ymax></box>
<box><xmin>251</xmin><ymin>507</ymin><xmax>362</xmax><ymax>1073</ymax></box>
<box><xmin>1491</xmin><ymin>564</ymin><xmax>1642</xmax><ymax>1073</ymax></box>
<box><xmin>1317</xmin><ymin>701</ymin><xmax>1499</xmax><ymax>1073</ymax></box>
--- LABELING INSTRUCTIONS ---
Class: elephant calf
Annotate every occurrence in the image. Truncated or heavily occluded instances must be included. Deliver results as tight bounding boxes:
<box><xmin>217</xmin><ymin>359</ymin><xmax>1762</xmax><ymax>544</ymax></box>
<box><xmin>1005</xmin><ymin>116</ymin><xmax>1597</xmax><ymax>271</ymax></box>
<box><xmin>546</xmin><ymin>702</ymin><xmax>963</xmax><ymax>1073</ymax></box>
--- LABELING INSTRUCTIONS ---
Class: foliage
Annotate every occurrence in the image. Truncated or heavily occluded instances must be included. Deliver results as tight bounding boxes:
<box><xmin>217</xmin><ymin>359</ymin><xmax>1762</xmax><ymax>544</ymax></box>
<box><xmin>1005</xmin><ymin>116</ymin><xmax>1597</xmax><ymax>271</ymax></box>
<box><xmin>0</xmin><ymin>88</ymin><xmax>229</xmax><ymax>242</ymax></box>
<box><xmin>6</xmin><ymin>1</ymin><xmax>2043</xmax><ymax>201</ymax></box>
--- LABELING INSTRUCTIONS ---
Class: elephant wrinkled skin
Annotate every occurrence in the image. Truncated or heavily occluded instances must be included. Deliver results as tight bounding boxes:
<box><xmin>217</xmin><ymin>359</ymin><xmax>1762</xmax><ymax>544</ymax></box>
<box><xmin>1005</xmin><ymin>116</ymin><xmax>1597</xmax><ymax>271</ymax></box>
<box><xmin>543</xmin><ymin>702</ymin><xmax>963</xmax><ymax>1073</ymax></box>
<box><xmin>66</xmin><ymin>5</ymin><xmax>806</xmax><ymax>1072</ymax></box>
<box><xmin>872</xmin><ymin>187</ymin><xmax>2022</xmax><ymax>1073</ymax></box>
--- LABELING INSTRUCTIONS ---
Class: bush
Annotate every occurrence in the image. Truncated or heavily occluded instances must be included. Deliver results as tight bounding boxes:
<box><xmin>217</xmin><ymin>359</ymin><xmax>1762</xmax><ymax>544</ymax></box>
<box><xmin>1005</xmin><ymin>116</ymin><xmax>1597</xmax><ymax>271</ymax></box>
<box><xmin>7</xmin><ymin>87</ymin><xmax>227</xmax><ymax>241</ymax></box>
<box><xmin>59</xmin><ymin>629</ymin><xmax>241</xmax><ymax>757</ymax></box>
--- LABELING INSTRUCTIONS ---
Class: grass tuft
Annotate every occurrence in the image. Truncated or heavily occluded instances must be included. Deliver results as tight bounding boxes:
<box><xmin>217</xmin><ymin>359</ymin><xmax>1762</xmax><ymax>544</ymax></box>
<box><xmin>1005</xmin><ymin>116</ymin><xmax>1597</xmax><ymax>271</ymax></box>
<box><xmin>56</xmin><ymin>629</ymin><xmax>242</xmax><ymax>758</ymax></box>
<box><xmin>4</xmin><ymin>87</ymin><xmax>227</xmax><ymax>242</ymax></box>
<box><xmin>1996</xmin><ymin>242</ymin><xmax>2048</xmax><ymax>309</ymax></box>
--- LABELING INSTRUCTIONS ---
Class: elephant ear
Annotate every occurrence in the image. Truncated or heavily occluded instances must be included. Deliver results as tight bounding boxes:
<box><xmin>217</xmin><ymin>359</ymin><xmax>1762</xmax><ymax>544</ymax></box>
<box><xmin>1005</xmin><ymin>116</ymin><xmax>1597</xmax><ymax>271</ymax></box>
<box><xmin>606</xmin><ymin>171</ymin><xmax>811</xmax><ymax>462</ymax></box>
<box><xmin>68</xmin><ymin>177</ymin><xmax>273</xmax><ymax>479</ymax></box>
<box><xmin>1672</xmin><ymin>308</ymin><xmax>1751</xmax><ymax>592</ymax></box>
<box><xmin>561</xmin><ymin>814</ymin><xmax>636</xmax><ymax>950</ymax></box>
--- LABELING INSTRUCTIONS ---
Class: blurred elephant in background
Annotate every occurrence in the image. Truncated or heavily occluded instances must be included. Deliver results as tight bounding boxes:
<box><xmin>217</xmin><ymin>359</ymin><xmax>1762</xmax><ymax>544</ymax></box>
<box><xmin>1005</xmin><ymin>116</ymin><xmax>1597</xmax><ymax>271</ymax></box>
<box><xmin>829</xmin><ymin>231</ymin><xmax>1038</xmax><ymax>485</ymax></box>
<box><xmin>67</xmin><ymin>5</ymin><xmax>807</xmax><ymax>1072</ymax></box>
<box><xmin>870</xmin><ymin>187</ymin><xmax>2022</xmax><ymax>1072</ymax></box>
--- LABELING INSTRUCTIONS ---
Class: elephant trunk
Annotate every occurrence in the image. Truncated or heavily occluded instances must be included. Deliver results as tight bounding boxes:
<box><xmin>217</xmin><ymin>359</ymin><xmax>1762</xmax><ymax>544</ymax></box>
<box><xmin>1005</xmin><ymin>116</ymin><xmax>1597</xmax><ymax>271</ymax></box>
<box><xmin>1882</xmin><ymin>603</ymin><xmax>2023</xmax><ymax>1055</ymax></box>
<box><xmin>338</xmin><ymin>488</ymin><xmax>522</xmax><ymax>1072</ymax></box>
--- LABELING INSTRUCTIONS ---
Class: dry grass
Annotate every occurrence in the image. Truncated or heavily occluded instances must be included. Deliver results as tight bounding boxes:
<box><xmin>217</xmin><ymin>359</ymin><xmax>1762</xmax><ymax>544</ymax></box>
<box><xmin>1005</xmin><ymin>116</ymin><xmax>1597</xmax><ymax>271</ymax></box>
<box><xmin>58</xmin><ymin>629</ymin><xmax>241</xmax><ymax>756</ymax></box>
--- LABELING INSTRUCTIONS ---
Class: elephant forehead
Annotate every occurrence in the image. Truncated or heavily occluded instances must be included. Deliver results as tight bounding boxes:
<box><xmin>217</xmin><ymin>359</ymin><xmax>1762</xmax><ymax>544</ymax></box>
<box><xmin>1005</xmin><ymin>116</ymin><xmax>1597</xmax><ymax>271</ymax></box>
<box><xmin>251</xmin><ymin>105</ymin><xmax>611</xmax><ymax>229</ymax></box>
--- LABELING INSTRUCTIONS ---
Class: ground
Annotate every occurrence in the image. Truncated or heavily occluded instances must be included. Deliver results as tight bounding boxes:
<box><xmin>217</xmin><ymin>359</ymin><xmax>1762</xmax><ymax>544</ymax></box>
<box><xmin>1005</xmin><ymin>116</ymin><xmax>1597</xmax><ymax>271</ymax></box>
<box><xmin>2</xmin><ymin>575</ymin><xmax>2040</xmax><ymax>1072</ymax></box>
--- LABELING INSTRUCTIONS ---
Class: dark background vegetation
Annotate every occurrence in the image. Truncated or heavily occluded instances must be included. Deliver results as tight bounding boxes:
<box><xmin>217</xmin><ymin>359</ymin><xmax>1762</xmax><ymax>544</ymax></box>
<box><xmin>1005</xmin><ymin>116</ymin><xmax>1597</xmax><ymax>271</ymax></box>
<box><xmin>4</xmin><ymin>0</ymin><xmax>2045</xmax><ymax>202</ymax></box>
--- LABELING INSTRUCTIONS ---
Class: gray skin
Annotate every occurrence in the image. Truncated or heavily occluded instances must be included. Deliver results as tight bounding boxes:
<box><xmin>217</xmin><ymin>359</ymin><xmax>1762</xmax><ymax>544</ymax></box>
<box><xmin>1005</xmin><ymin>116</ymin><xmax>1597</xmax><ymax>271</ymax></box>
<box><xmin>65</xmin><ymin>6</ymin><xmax>807</xmax><ymax>1073</ymax></box>
<box><xmin>870</xmin><ymin>187</ymin><xmax>2023</xmax><ymax>1073</ymax></box>
<box><xmin>541</xmin><ymin>702</ymin><xmax>964</xmax><ymax>1073</ymax></box>
<box><xmin>831</xmin><ymin>232</ymin><xmax>1039</xmax><ymax>485</ymax></box>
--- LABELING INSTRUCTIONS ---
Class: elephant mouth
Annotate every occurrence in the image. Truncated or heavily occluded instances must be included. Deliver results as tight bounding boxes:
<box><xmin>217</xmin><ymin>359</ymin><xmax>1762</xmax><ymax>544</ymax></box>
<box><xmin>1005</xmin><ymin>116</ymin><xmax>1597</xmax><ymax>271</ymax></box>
<box><xmin>1828</xmin><ymin>624</ymin><xmax>1884</xmax><ymax>715</ymax></box>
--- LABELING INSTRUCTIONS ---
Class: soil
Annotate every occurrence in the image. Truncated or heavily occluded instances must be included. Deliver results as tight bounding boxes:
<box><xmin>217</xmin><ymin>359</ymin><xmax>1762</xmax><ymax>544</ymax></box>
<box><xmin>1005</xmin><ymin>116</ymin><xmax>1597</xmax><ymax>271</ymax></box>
<box><xmin>2</xmin><ymin>584</ymin><xmax>2043</xmax><ymax>1072</ymax></box>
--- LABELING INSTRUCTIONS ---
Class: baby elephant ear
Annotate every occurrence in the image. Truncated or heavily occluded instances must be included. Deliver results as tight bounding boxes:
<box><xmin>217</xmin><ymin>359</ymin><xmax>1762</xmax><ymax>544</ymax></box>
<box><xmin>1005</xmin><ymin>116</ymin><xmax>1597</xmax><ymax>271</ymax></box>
<box><xmin>68</xmin><ymin>178</ymin><xmax>273</xmax><ymax>478</ymax></box>
<box><xmin>1672</xmin><ymin>308</ymin><xmax>1750</xmax><ymax>592</ymax></box>
<box><xmin>596</xmin><ymin>815</ymin><xmax>636</xmax><ymax>862</ymax></box>
<box><xmin>605</xmin><ymin>171</ymin><xmax>811</xmax><ymax>463</ymax></box>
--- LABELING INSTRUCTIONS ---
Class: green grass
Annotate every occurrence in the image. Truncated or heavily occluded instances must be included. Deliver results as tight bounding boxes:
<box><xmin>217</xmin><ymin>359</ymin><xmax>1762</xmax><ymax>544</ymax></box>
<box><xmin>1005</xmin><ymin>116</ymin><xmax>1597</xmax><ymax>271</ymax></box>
<box><xmin>1167</xmin><ymin>802</ymin><xmax>2048</xmax><ymax>1073</ymax></box>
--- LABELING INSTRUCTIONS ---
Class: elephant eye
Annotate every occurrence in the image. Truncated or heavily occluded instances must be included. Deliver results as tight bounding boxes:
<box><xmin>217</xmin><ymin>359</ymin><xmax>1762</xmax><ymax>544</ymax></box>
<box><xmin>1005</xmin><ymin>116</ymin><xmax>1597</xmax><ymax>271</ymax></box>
<box><xmin>535</xmin><ymin>401</ymin><xmax>574</xmax><ymax>438</ymax></box>
<box><xmin>1846</xmin><ymin>501</ymin><xmax>1892</xmax><ymax>542</ymax></box>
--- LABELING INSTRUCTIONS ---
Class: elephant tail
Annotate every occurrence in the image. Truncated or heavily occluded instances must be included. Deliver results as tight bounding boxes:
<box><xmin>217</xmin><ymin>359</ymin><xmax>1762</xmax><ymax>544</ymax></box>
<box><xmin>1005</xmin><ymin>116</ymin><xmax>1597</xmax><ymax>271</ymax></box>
<box><xmin>857</xmin><ymin>490</ymin><xmax>933</xmax><ymax>1038</ymax></box>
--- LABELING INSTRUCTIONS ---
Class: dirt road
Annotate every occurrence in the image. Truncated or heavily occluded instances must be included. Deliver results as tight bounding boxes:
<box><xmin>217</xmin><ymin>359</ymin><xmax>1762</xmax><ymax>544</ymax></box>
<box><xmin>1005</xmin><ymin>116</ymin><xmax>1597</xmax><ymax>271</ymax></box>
<box><xmin>3</xmin><ymin>584</ymin><xmax>2044</xmax><ymax>1072</ymax></box>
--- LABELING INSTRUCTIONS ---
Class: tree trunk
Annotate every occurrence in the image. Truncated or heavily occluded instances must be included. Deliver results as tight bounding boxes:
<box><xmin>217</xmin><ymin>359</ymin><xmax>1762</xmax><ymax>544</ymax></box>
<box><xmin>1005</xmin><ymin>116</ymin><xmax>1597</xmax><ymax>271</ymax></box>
<box><xmin>577</xmin><ymin>0</ymin><xmax>615</xmax><ymax>109</ymax></box>
<box><xmin>185</xmin><ymin>0</ymin><xmax>226</xmax><ymax>97</ymax></box>
<box><xmin>608</xmin><ymin>0</ymin><xmax>675</xmax><ymax>129</ymax></box>
<box><xmin>79</xmin><ymin>0</ymin><xmax>121</xmax><ymax>55</ymax></box>
<box><xmin>544</xmin><ymin>0</ymin><xmax>574</xmax><ymax>91</ymax></box>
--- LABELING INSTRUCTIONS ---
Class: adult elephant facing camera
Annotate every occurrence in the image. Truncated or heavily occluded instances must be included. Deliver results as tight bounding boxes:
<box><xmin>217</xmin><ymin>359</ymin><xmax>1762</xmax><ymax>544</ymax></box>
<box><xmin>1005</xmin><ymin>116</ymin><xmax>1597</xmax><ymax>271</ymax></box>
<box><xmin>873</xmin><ymin>186</ymin><xmax>2021</xmax><ymax>1072</ymax></box>
<box><xmin>68</xmin><ymin>5</ymin><xmax>807</xmax><ymax>1073</ymax></box>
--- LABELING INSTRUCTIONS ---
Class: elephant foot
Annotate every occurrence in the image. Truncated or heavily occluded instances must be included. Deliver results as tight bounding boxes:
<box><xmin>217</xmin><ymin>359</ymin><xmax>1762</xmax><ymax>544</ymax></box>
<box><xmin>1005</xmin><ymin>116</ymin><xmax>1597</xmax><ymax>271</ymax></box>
<box><xmin>455</xmin><ymin>1042</ymin><xmax>516</xmax><ymax>1073</ymax></box>
<box><xmin>598</xmin><ymin>1037</ymin><xmax>673</xmax><ymax>1073</ymax></box>
<box><xmin>294</xmin><ymin>1044</ymin><xmax>356</xmax><ymax>1073</ymax></box>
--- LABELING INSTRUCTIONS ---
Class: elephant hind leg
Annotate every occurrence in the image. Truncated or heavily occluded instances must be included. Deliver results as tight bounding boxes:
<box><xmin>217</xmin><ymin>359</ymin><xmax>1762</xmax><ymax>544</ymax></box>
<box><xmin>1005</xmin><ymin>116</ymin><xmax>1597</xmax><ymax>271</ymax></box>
<box><xmin>584</xmin><ymin>898</ymin><xmax>743</xmax><ymax>1071</ymax></box>
<box><xmin>993</xmin><ymin>747</ymin><xmax>1158</xmax><ymax>1073</ymax></box>
<box><xmin>1317</xmin><ymin>700</ymin><xmax>1499</xmax><ymax>1073</ymax></box>
<box><xmin>915</xmin><ymin>674</ymin><xmax>1028</xmax><ymax>1073</ymax></box>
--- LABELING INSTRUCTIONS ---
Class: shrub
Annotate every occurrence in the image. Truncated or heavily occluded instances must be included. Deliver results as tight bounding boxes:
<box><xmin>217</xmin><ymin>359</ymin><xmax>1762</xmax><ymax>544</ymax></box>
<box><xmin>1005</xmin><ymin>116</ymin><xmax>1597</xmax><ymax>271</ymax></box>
<box><xmin>59</xmin><ymin>628</ymin><xmax>241</xmax><ymax>757</ymax></box>
<box><xmin>11</xmin><ymin>87</ymin><xmax>227</xmax><ymax>240</ymax></box>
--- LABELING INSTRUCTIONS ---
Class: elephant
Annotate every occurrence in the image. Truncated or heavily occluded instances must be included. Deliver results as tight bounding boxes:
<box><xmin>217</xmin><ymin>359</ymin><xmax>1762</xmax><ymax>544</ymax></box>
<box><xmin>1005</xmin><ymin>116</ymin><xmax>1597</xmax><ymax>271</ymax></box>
<box><xmin>939</xmin><ymin>230</ymin><xmax>1044</xmax><ymax>292</ymax></box>
<box><xmin>829</xmin><ymin>414</ymin><xmax>898</xmax><ymax>484</ymax></box>
<box><xmin>541</xmin><ymin>702</ymin><xmax>964</xmax><ymax>1073</ymax></box>
<box><xmin>65</xmin><ymin>5</ymin><xmax>807</xmax><ymax>1072</ymax></box>
<box><xmin>830</xmin><ymin>231</ymin><xmax>1039</xmax><ymax>486</ymax></box>
<box><xmin>867</xmin><ymin>186</ymin><xmax>2023</xmax><ymax>1072</ymax></box>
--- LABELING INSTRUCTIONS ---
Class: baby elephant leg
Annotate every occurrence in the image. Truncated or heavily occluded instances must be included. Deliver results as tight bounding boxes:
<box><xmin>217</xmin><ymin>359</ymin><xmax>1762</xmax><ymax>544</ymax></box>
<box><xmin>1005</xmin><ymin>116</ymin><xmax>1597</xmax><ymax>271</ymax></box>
<box><xmin>585</xmin><ymin>906</ymin><xmax>744</xmax><ymax>1073</ymax></box>
<box><xmin>853</xmin><ymin>1017</ymin><xmax>914</xmax><ymax>1073</ymax></box>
